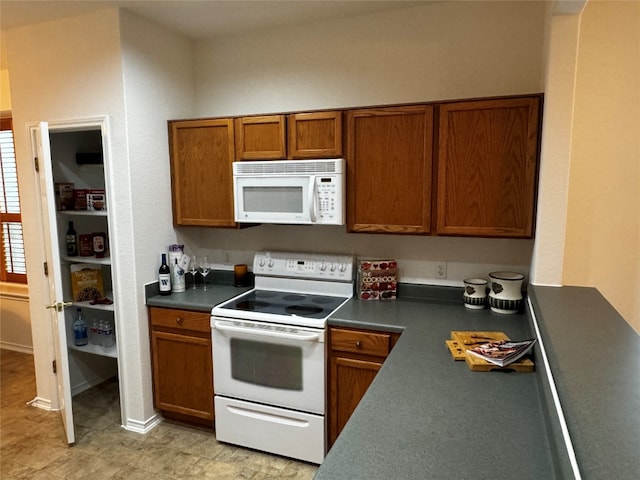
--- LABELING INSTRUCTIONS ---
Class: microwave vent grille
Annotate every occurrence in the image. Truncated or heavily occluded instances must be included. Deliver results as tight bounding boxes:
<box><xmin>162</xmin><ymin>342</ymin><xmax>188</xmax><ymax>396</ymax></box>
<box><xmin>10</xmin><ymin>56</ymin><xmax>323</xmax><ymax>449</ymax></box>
<box><xmin>234</xmin><ymin>159</ymin><xmax>343</xmax><ymax>175</ymax></box>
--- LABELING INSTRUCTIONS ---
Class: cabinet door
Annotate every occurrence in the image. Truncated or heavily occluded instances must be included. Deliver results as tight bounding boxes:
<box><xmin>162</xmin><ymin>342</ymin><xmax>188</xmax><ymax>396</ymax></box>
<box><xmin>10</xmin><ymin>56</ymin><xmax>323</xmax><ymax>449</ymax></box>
<box><xmin>346</xmin><ymin>105</ymin><xmax>434</xmax><ymax>234</ymax></box>
<box><xmin>149</xmin><ymin>308</ymin><xmax>214</xmax><ymax>424</ymax></box>
<box><xmin>436</xmin><ymin>96</ymin><xmax>541</xmax><ymax>237</ymax></box>
<box><xmin>288</xmin><ymin>111</ymin><xmax>342</xmax><ymax>159</ymax></box>
<box><xmin>169</xmin><ymin>119</ymin><xmax>236</xmax><ymax>227</ymax></box>
<box><xmin>235</xmin><ymin>115</ymin><xmax>286</xmax><ymax>160</ymax></box>
<box><xmin>328</xmin><ymin>355</ymin><xmax>382</xmax><ymax>447</ymax></box>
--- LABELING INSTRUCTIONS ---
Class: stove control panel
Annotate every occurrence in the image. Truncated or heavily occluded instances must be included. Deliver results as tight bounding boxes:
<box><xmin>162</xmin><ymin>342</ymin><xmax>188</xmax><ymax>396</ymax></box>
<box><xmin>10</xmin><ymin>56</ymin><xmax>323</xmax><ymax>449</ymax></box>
<box><xmin>253</xmin><ymin>251</ymin><xmax>354</xmax><ymax>281</ymax></box>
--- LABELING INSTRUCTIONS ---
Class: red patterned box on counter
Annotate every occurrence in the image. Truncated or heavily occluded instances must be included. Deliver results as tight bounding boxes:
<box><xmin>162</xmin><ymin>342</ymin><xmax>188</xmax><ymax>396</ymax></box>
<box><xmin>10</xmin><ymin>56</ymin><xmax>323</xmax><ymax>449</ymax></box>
<box><xmin>358</xmin><ymin>259</ymin><xmax>398</xmax><ymax>300</ymax></box>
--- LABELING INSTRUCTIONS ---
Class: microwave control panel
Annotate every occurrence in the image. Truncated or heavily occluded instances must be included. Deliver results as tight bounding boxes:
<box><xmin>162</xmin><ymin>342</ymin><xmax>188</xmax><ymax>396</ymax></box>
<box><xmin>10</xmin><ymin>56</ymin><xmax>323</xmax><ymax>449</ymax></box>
<box><xmin>315</xmin><ymin>176</ymin><xmax>343</xmax><ymax>224</ymax></box>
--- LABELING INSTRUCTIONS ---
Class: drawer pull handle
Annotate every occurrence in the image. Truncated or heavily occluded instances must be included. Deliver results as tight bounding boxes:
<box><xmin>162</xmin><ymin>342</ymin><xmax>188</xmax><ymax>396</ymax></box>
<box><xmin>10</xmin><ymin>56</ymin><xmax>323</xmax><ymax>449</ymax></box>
<box><xmin>355</xmin><ymin>341</ymin><xmax>362</xmax><ymax>348</ymax></box>
<box><xmin>176</xmin><ymin>317</ymin><xmax>183</xmax><ymax>325</ymax></box>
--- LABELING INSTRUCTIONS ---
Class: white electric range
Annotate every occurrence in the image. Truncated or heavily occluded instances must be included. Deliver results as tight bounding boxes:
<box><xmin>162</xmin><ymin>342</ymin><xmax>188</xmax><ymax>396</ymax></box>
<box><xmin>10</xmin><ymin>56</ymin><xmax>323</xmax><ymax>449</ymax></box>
<box><xmin>211</xmin><ymin>251</ymin><xmax>354</xmax><ymax>464</ymax></box>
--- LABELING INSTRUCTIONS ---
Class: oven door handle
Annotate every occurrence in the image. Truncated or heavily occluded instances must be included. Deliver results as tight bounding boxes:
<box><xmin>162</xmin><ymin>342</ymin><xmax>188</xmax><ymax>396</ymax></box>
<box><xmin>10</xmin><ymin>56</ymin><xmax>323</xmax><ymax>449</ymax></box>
<box><xmin>213</xmin><ymin>320</ymin><xmax>321</xmax><ymax>342</ymax></box>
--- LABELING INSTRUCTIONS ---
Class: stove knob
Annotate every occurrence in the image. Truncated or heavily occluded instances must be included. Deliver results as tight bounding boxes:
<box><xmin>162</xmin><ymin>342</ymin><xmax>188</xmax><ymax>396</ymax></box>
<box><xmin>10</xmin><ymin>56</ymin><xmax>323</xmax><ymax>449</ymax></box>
<box><xmin>268</xmin><ymin>259</ymin><xmax>275</xmax><ymax>268</ymax></box>
<box><xmin>258</xmin><ymin>258</ymin><xmax>266</xmax><ymax>267</ymax></box>
<box><xmin>319</xmin><ymin>262</ymin><xmax>327</xmax><ymax>271</ymax></box>
<box><xmin>339</xmin><ymin>263</ymin><xmax>347</xmax><ymax>272</ymax></box>
<box><xmin>330</xmin><ymin>263</ymin><xmax>337</xmax><ymax>272</ymax></box>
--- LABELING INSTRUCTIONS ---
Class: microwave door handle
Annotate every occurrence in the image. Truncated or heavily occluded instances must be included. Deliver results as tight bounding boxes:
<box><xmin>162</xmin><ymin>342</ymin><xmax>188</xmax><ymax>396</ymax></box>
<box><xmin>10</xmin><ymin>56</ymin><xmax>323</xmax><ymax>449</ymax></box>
<box><xmin>309</xmin><ymin>177</ymin><xmax>317</xmax><ymax>223</ymax></box>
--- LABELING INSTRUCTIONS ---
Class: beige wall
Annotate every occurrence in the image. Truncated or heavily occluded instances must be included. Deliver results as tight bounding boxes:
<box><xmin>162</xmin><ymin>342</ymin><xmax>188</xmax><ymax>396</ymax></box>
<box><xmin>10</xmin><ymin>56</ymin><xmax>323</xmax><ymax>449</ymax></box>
<box><xmin>0</xmin><ymin>283</ymin><xmax>32</xmax><ymax>352</ymax></box>
<box><xmin>563</xmin><ymin>0</ymin><xmax>640</xmax><ymax>332</ymax></box>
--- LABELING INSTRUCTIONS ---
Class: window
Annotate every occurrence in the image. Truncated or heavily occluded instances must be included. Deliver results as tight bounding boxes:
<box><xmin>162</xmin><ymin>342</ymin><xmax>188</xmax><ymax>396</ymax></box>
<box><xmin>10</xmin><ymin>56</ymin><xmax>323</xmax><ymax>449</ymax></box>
<box><xmin>0</xmin><ymin>116</ymin><xmax>27</xmax><ymax>283</ymax></box>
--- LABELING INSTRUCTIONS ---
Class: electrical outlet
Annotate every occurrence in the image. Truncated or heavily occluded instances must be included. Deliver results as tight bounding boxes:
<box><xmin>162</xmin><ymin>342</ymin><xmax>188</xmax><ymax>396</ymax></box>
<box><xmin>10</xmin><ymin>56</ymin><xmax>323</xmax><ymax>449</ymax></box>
<box><xmin>435</xmin><ymin>262</ymin><xmax>447</xmax><ymax>279</ymax></box>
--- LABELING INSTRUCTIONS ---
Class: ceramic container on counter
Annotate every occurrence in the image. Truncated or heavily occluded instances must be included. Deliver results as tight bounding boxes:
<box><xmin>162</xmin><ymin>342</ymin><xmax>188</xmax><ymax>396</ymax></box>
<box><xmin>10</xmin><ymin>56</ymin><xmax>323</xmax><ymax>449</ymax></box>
<box><xmin>463</xmin><ymin>278</ymin><xmax>488</xmax><ymax>309</ymax></box>
<box><xmin>488</xmin><ymin>271</ymin><xmax>525</xmax><ymax>314</ymax></box>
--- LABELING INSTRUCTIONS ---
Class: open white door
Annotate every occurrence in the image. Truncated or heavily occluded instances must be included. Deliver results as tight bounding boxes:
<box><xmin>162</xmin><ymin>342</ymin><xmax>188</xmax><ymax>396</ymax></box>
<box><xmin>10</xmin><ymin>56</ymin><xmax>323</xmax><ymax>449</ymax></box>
<box><xmin>34</xmin><ymin>121</ymin><xmax>75</xmax><ymax>444</ymax></box>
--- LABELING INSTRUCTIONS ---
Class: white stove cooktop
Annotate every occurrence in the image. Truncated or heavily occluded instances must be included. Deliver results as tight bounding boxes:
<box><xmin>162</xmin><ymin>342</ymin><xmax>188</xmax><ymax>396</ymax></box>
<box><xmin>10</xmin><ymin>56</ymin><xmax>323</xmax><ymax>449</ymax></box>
<box><xmin>211</xmin><ymin>251</ymin><xmax>354</xmax><ymax>328</ymax></box>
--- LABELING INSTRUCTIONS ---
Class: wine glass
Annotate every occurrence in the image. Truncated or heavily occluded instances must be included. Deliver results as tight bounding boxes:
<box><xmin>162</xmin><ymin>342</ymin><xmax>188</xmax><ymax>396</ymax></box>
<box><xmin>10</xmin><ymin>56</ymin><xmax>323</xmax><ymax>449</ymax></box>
<box><xmin>199</xmin><ymin>257</ymin><xmax>211</xmax><ymax>291</ymax></box>
<box><xmin>188</xmin><ymin>256</ymin><xmax>198</xmax><ymax>289</ymax></box>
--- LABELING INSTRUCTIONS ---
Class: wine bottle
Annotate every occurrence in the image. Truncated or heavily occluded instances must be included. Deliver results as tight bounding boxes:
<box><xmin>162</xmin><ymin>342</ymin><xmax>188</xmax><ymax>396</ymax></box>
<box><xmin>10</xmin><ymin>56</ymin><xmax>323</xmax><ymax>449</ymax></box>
<box><xmin>66</xmin><ymin>221</ymin><xmax>78</xmax><ymax>256</ymax></box>
<box><xmin>158</xmin><ymin>253</ymin><xmax>171</xmax><ymax>296</ymax></box>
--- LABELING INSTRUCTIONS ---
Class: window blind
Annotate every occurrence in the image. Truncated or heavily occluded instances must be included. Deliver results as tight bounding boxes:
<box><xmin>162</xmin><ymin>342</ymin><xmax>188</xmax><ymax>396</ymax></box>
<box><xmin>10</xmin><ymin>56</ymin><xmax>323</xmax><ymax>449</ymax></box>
<box><xmin>0</xmin><ymin>119</ymin><xmax>27</xmax><ymax>282</ymax></box>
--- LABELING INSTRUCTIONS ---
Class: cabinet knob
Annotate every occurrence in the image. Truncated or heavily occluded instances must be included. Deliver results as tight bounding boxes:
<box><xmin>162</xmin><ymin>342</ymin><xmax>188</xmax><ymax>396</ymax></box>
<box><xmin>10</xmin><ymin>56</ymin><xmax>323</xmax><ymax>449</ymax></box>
<box><xmin>176</xmin><ymin>317</ymin><xmax>183</xmax><ymax>325</ymax></box>
<box><xmin>355</xmin><ymin>341</ymin><xmax>361</xmax><ymax>348</ymax></box>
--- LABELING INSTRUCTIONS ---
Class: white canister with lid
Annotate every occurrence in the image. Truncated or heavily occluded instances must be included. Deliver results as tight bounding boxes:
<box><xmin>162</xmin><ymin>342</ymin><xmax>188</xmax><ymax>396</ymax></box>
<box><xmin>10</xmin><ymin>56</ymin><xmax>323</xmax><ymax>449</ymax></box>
<box><xmin>488</xmin><ymin>271</ymin><xmax>524</xmax><ymax>314</ymax></box>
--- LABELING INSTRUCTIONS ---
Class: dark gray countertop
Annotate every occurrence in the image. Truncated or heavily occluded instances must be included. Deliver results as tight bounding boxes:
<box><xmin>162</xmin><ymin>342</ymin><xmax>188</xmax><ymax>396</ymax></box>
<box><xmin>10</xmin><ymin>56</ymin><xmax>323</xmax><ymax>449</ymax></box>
<box><xmin>528</xmin><ymin>286</ymin><xmax>640</xmax><ymax>480</ymax></box>
<box><xmin>145</xmin><ymin>279</ymin><xmax>252</xmax><ymax>312</ymax></box>
<box><xmin>316</xmin><ymin>296</ymin><xmax>557</xmax><ymax>480</ymax></box>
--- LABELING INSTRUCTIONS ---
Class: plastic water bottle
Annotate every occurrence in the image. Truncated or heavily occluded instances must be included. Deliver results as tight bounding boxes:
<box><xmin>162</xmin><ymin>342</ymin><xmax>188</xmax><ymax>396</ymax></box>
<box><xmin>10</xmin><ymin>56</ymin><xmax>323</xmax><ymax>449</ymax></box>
<box><xmin>73</xmin><ymin>308</ymin><xmax>88</xmax><ymax>346</ymax></box>
<box><xmin>89</xmin><ymin>318</ymin><xmax>99</xmax><ymax>345</ymax></box>
<box><xmin>103</xmin><ymin>319</ymin><xmax>115</xmax><ymax>348</ymax></box>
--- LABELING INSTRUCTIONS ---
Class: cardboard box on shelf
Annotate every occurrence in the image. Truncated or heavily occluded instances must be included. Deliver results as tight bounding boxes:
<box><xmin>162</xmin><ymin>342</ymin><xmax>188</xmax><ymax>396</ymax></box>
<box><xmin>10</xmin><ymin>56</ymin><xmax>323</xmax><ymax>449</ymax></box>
<box><xmin>54</xmin><ymin>183</ymin><xmax>74</xmax><ymax>210</ymax></box>
<box><xmin>70</xmin><ymin>264</ymin><xmax>104</xmax><ymax>302</ymax></box>
<box><xmin>358</xmin><ymin>259</ymin><xmax>398</xmax><ymax>300</ymax></box>
<box><xmin>86</xmin><ymin>190</ymin><xmax>106</xmax><ymax>211</ymax></box>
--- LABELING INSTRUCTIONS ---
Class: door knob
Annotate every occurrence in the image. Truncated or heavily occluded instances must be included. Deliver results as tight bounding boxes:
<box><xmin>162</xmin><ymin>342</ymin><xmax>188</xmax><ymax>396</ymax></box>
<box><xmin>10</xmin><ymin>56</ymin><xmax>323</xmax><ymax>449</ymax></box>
<box><xmin>46</xmin><ymin>301</ymin><xmax>73</xmax><ymax>312</ymax></box>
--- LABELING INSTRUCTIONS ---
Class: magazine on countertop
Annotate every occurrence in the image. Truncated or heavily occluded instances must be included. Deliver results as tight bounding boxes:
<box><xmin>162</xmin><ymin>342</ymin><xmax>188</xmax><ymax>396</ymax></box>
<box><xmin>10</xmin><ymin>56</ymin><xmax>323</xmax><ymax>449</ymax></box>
<box><xmin>466</xmin><ymin>338</ymin><xmax>537</xmax><ymax>367</ymax></box>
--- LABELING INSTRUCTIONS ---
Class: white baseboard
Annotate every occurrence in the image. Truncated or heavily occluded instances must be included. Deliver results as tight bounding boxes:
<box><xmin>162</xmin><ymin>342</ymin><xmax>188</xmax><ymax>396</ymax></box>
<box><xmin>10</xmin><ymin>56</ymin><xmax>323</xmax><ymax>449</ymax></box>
<box><xmin>27</xmin><ymin>396</ymin><xmax>53</xmax><ymax>411</ymax></box>
<box><xmin>0</xmin><ymin>342</ymin><xmax>34</xmax><ymax>354</ymax></box>
<box><xmin>122</xmin><ymin>413</ymin><xmax>163</xmax><ymax>434</ymax></box>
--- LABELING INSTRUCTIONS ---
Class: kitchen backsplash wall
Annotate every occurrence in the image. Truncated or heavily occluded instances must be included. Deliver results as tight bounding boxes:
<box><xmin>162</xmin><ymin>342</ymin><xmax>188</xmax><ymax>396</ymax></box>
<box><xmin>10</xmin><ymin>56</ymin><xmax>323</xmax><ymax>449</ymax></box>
<box><xmin>176</xmin><ymin>225</ymin><xmax>533</xmax><ymax>286</ymax></box>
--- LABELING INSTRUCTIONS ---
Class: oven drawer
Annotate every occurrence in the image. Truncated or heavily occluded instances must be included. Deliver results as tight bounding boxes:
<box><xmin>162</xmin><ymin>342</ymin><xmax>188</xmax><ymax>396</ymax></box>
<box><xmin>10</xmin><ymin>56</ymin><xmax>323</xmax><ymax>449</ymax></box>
<box><xmin>149</xmin><ymin>307</ymin><xmax>210</xmax><ymax>333</ymax></box>
<box><xmin>330</xmin><ymin>328</ymin><xmax>391</xmax><ymax>357</ymax></box>
<box><xmin>215</xmin><ymin>396</ymin><xmax>325</xmax><ymax>464</ymax></box>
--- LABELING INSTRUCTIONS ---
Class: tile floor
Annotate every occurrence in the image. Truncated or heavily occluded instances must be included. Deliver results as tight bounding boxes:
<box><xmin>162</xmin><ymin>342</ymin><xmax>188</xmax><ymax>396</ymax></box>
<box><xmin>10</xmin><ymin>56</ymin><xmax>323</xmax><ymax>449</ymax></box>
<box><xmin>0</xmin><ymin>349</ymin><xmax>318</xmax><ymax>479</ymax></box>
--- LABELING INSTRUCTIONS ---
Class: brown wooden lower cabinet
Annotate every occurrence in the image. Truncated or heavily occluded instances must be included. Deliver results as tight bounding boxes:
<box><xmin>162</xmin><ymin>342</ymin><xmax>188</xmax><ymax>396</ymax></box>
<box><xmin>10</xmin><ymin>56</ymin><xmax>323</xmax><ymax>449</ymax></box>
<box><xmin>327</xmin><ymin>326</ymin><xmax>400</xmax><ymax>447</ymax></box>
<box><xmin>148</xmin><ymin>307</ymin><xmax>214</xmax><ymax>427</ymax></box>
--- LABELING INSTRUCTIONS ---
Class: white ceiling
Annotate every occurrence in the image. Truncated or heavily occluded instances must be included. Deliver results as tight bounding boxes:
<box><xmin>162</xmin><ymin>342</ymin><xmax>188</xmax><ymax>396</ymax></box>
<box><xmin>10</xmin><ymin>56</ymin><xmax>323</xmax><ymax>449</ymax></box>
<box><xmin>0</xmin><ymin>0</ymin><xmax>427</xmax><ymax>40</ymax></box>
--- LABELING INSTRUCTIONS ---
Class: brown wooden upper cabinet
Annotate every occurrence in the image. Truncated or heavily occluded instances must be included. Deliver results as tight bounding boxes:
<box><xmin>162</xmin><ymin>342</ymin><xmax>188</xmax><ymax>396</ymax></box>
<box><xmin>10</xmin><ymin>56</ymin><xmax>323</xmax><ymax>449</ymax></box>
<box><xmin>234</xmin><ymin>115</ymin><xmax>287</xmax><ymax>160</ymax></box>
<box><xmin>288</xmin><ymin>111</ymin><xmax>342</xmax><ymax>159</ymax></box>
<box><xmin>235</xmin><ymin>111</ymin><xmax>343</xmax><ymax>160</ymax></box>
<box><xmin>346</xmin><ymin>105</ymin><xmax>434</xmax><ymax>234</ymax></box>
<box><xmin>436</xmin><ymin>96</ymin><xmax>541</xmax><ymax>238</ymax></box>
<box><xmin>169</xmin><ymin>119</ymin><xmax>237</xmax><ymax>227</ymax></box>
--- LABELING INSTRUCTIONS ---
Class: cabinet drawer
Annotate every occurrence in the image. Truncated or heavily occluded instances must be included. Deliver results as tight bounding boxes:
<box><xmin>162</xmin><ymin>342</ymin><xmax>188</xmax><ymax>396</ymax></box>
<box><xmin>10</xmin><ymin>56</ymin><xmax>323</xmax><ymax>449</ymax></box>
<box><xmin>330</xmin><ymin>328</ymin><xmax>391</xmax><ymax>357</ymax></box>
<box><xmin>149</xmin><ymin>307</ymin><xmax>210</xmax><ymax>333</ymax></box>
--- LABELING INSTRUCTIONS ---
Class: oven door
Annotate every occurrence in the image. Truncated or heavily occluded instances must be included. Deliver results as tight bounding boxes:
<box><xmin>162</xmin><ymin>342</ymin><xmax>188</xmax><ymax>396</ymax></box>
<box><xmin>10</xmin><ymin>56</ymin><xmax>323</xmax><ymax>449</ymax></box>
<box><xmin>211</xmin><ymin>317</ymin><xmax>325</xmax><ymax>414</ymax></box>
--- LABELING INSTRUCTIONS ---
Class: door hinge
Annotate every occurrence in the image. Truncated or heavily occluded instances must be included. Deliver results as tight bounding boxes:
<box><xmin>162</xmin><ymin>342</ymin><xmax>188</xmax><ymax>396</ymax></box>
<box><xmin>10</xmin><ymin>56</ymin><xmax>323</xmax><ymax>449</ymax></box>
<box><xmin>52</xmin><ymin>359</ymin><xmax>57</xmax><ymax>374</ymax></box>
<box><xmin>34</xmin><ymin>157</ymin><xmax>39</xmax><ymax>172</ymax></box>
<box><xmin>44</xmin><ymin>261</ymin><xmax>48</xmax><ymax>276</ymax></box>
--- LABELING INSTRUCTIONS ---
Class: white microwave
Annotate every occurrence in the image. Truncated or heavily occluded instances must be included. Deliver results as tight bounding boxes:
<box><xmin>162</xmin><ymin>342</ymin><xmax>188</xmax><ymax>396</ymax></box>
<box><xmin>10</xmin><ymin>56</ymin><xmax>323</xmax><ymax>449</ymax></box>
<box><xmin>233</xmin><ymin>159</ymin><xmax>345</xmax><ymax>225</ymax></box>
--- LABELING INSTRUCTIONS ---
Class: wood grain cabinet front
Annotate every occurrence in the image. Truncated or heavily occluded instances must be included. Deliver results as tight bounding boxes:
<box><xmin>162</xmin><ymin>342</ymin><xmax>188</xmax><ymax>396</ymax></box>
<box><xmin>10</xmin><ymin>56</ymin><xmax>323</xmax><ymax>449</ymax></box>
<box><xmin>148</xmin><ymin>307</ymin><xmax>214</xmax><ymax>427</ymax></box>
<box><xmin>346</xmin><ymin>105</ymin><xmax>434</xmax><ymax>234</ymax></box>
<box><xmin>168</xmin><ymin>118</ymin><xmax>236</xmax><ymax>228</ymax></box>
<box><xmin>436</xmin><ymin>96</ymin><xmax>542</xmax><ymax>238</ymax></box>
<box><xmin>235</xmin><ymin>111</ymin><xmax>343</xmax><ymax>160</ymax></box>
<box><xmin>234</xmin><ymin>115</ymin><xmax>287</xmax><ymax>160</ymax></box>
<box><xmin>287</xmin><ymin>111</ymin><xmax>342</xmax><ymax>159</ymax></box>
<box><xmin>327</xmin><ymin>327</ymin><xmax>400</xmax><ymax>448</ymax></box>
